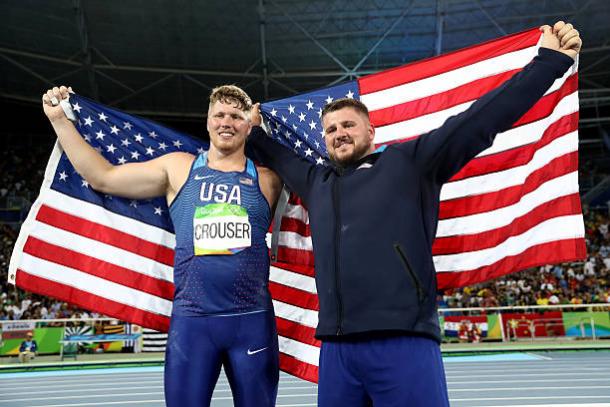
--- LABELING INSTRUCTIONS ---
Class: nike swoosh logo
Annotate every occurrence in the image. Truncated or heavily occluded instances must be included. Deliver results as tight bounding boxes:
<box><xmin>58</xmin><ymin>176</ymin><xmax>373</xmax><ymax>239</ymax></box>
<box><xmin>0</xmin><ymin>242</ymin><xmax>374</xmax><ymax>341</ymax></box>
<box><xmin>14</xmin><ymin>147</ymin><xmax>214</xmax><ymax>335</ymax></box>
<box><xmin>247</xmin><ymin>347</ymin><xmax>268</xmax><ymax>355</ymax></box>
<box><xmin>194</xmin><ymin>175</ymin><xmax>214</xmax><ymax>180</ymax></box>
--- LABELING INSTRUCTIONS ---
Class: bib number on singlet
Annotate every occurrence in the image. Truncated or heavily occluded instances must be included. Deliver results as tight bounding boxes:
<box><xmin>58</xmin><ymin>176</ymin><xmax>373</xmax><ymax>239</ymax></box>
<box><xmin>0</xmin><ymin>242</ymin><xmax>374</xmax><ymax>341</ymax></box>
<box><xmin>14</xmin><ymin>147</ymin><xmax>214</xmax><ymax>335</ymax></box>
<box><xmin>193</xmin><ymin>203</ymin><xmax>251</xmax><ymax>255</ymax></box>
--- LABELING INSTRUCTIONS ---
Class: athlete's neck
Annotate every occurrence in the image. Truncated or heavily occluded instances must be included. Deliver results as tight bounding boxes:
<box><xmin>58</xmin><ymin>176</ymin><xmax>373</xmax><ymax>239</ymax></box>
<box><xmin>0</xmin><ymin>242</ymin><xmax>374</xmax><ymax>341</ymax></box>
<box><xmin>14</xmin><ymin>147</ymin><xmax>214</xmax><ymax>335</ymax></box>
<box><xmin>206</xmin><ymin>146</ymin><xmax>247</xmax><ymax>172</ymax></box>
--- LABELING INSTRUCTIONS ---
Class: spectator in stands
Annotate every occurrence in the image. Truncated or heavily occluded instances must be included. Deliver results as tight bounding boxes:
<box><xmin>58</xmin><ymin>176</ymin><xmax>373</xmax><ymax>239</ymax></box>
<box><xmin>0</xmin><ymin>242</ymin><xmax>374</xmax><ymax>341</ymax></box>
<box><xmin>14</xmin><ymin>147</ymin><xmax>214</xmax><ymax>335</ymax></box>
<box><xmin>18</xmin><ymin>331</ymin><xmax>37</xmax><ymax>363</ymax></box>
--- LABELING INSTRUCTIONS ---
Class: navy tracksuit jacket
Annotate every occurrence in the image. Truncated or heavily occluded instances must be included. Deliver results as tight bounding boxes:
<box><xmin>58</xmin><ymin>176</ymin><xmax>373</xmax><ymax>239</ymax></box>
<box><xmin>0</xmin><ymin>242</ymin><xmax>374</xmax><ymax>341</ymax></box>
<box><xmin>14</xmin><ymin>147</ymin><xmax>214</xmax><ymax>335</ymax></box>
<box><xmin>248</xmin><ymin>48</ymin><xmax>574</xmax><ymax>342</ymax></box>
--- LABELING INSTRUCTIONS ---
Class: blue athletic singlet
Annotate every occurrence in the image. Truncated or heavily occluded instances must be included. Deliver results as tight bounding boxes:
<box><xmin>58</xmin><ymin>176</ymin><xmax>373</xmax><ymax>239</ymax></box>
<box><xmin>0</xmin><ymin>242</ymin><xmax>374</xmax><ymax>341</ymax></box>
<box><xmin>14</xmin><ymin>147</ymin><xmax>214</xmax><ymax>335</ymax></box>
<box><xmin>169</xmin><ymin>152</ymin><xmax>272</xmax><ymax>316</ymax></box>
<box><xmin>165</xmin><ymin>153</ymin><xmax>279</xmax><ymax>407</ymax></box>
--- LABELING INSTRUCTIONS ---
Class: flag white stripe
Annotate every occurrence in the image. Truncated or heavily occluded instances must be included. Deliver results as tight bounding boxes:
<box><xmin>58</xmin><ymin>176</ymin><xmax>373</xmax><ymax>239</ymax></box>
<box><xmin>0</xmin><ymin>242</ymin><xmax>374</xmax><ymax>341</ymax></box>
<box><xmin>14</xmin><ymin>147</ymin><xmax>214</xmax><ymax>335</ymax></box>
<box><xmin>273</xmin><ymin>300</ymin><xmax>318</xmax><ymax>328</ymax></box>
<box><xmin>278</xmin><ymin>231</ymin><xmax>314</xmax><ymax>251</ymax></box>
<box><xmin>27</xmin><ymin>221</ymin><xmax>174</xmax><ymax>282</ymax></box>
<box><xmin>432</xmin><ymin>215</ymin><xmax>584</xmax><ymax>272</ymax></box>
<box><xmin>44</xmin><ymin>189</ymin><xmax>176</xmax><ymax>249</ymax></box>
<box><xmin>279</xmin><ymin>336</ymin><xmax>320</xmax><ymax>366</ymax></box>
<box><xmin>270</xmin><ymin>266</ymin><xmax>317</xmax><ymax>294</ymax></box>
<box><xmin>437</xmin><ymin>172</ymin><xmax>579</xmax><ymax>237</ymax></box>
<box><xmin>475</xmin><ymin>91</ymin><xmax>578</xmax><ymax>158</ymax></box>
<box><xmin>372</xmin><ymin>73</ymin><xmax>574</xmax><ymax>145</ymax></box>
<box><xmin>440</xmin><ymin>131</ymin><xmax>578</xmax><ymax>201</ymax></box>
<box><xmin>374</xmin><ymin>100</ymin><xmax>474</xmax><ymax>144</ymax></box>
<box><xmin>283</xmin><ymin>203</ymin><xmax>310</xmax><ymax>224</ymax></box>
<box><xmin>18</xmin><ymin>253</ymin><xmax>173</xmax><ymax>316</ymax></box>
<box><xmin>361</xmin><ymin>46</ymin><xmax>538</xmax><ymax>111</ymax></box>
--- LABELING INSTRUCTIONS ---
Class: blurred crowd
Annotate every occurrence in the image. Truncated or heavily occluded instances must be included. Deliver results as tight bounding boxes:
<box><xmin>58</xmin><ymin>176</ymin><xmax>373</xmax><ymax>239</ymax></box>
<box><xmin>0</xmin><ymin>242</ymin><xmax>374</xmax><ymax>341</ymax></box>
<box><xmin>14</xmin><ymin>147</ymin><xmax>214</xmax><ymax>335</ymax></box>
<box><xmin>0</xmin><ymin>144</ymin><xmax>48</xmax><ymax>206</ymax></box>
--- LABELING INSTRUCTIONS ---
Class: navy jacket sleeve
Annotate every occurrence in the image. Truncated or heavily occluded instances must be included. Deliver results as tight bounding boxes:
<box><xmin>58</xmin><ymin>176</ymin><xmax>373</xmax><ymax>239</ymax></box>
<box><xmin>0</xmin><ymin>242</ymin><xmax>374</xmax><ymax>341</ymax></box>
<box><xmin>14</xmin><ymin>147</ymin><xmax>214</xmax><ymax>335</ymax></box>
<box><xmin>396</xmin><ymin>48</ymin><xmax>574</xmax><ymax>185</ymax></box>
<box><xmin>247</xmin><ymin>126</ymin><xmax>325</xmax><ymax>205</ymax></box>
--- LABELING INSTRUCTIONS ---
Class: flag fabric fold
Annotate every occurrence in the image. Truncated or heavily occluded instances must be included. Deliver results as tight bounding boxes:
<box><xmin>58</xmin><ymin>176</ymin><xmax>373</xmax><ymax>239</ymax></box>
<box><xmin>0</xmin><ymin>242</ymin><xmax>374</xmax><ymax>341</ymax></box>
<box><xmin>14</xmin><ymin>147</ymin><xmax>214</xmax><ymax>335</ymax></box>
<box><xmin>9</xmin><ymin>28</ymin><xmax>585</xmax><ymax>383</ymax></box>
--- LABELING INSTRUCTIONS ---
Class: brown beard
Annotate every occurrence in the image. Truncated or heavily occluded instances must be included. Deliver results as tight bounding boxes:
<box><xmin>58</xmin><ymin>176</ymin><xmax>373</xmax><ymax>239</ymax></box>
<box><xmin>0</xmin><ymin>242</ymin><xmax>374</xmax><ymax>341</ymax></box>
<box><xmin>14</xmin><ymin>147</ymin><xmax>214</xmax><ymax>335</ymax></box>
<box><xmin>329</xmin><ymin>140</ymin><xmax>372</xmax><ymax>167</ymax></box>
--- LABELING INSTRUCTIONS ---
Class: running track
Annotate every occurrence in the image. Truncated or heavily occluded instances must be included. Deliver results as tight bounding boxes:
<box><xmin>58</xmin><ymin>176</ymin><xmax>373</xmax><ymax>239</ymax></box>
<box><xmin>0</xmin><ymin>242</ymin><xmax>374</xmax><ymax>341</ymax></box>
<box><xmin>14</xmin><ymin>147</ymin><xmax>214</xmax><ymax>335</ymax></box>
<box><xmin>1</xmin><ymin>352</ymin><xmax>609</xmax><ymax>406</ymax></box>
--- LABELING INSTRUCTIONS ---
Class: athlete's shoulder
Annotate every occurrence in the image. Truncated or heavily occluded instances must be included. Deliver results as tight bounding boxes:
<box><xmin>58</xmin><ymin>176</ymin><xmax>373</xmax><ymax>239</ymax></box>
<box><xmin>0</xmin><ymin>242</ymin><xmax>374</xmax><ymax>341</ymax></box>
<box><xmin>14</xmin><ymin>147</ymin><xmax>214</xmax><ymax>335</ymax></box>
<box><xmin>163</xmin><ymin>151</ymin><xmax>196</xmax><ymax>161</ymax></box>
<box><xmin>383</xmin><ymin>137</ymin><xmax>418</xmax><ymax>158</ymax></box>
<box><xmin>255</xmin><ymin>164</ymin><xmax>277</xmax><ymax>176</ymax></box>
<box><xmin>256</xmin><ymin>165</ymin><xmax>280</xmax><ymax>183</ymax></box>
<box><xmin>160</xmin><ymin>151</ymin><xmax>196</xmax><ymax>169</ymax></box>
<box><xmin>255</xmin><ymin>165</ymin><xmax>282</xmax><ymax>207</ymax></box>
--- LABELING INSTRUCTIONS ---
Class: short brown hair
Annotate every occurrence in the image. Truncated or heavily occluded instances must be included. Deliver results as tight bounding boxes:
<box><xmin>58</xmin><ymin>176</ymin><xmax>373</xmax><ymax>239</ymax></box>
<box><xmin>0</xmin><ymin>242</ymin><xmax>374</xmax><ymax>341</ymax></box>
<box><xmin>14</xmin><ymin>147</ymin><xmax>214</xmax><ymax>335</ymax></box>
<box><xmin>209</xmin><ymin>85</ymin><xmax>252</xmax><ymax>113</ymax></box>
<box><xmin>321</xmin><ymin>98</ymin><xmax>370</xmax><ymax>121</ymax></box>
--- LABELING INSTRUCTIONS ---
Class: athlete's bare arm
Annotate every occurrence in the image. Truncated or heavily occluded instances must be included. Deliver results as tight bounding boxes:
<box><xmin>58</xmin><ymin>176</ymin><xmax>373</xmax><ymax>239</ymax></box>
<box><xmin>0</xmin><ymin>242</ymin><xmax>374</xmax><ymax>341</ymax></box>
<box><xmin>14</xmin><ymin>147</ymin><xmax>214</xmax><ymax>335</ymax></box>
<box><xmin>42</xmin><ymin>86</ymin><xmax>193</xmax><ymax>204</ymax></box>
<box><xmin>257</xmin><ymin>166</ymin><xmax>283</xmax><ymax>213</ymax></box>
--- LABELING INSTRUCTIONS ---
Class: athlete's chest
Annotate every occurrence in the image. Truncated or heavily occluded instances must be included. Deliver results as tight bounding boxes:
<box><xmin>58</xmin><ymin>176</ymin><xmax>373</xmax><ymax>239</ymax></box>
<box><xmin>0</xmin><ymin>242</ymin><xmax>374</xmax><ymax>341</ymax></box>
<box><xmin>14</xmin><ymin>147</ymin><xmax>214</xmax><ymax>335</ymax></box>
<box><xmin>193</xmin><ymin>169</ymin><xmax>258</xmax><ymax>206</ymax></box>
<box><xmin>189</xmin><ymin>168</ymin><xmax>262</xmax><ymax>255</ymax></box>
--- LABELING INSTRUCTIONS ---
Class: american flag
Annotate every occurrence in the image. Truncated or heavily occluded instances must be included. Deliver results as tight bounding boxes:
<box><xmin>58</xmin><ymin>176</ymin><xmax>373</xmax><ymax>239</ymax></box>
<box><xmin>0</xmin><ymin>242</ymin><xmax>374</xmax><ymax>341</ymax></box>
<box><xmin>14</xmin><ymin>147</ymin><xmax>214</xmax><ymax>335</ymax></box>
<box><xmin>8</xmin><ymin>95</ymin><xmax>207</xmax><ymax>332</ymax></box>
<box><xmin>8</xmin><ymin>28</ymin><xmax>585</xmax><ymax>383</ymax></box>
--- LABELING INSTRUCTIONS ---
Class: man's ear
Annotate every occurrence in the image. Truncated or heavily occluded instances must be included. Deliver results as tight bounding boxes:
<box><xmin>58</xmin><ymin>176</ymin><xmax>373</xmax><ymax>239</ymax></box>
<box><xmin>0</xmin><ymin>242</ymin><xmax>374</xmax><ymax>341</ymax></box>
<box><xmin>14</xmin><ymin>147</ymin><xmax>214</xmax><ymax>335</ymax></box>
<box><xmin>369</xmin><ymin>123</ymin><xmax>376</xmax><ymax>143</ymax></box>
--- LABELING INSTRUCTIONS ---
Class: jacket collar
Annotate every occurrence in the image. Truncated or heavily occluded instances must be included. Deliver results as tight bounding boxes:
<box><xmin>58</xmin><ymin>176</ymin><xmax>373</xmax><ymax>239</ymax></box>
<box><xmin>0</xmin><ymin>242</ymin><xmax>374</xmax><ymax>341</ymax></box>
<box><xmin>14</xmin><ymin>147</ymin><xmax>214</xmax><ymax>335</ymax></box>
<box><xmin>333</xmin><ymin>145</ymin><xmax>386</xmax><ymax>175</ymax></box>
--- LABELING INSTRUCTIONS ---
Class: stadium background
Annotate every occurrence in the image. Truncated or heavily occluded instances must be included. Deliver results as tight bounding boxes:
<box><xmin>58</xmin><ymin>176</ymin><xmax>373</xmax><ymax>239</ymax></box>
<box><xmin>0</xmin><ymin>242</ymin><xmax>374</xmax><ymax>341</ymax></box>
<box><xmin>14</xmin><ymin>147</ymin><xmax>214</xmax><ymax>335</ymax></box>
<box><xmin>1</xmin><ymin>1</ymin><xmax>610</xmax><ymax>406</ymax></box>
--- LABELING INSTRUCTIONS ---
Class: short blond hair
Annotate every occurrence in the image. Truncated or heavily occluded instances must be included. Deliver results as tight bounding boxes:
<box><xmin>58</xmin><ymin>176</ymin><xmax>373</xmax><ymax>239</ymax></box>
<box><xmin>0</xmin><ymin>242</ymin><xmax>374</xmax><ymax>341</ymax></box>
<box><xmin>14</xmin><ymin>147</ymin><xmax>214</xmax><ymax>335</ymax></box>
<box><xmin>208</xmin><ymin>85</ymin><xmax>252</xmax><ymax>113</ymax></box>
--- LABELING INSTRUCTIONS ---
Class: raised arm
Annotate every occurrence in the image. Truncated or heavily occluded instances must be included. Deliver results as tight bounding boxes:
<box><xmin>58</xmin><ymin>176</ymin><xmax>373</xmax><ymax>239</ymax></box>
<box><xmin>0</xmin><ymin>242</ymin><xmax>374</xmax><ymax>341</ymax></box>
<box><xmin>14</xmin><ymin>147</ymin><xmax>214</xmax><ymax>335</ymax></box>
<box><xmin>400</xmin><ymin>21</ymin><xmax>581</xmax><ymax>185</ymax></box>
<box><xmin>247</xmin><ymin>104</ymin><xmax>326</xmax><ymax>205</ymax></box>
<box><xmin>42</xmin><ymin>86</ymin><xmax>193</xmax><ymax>202</ymax></box>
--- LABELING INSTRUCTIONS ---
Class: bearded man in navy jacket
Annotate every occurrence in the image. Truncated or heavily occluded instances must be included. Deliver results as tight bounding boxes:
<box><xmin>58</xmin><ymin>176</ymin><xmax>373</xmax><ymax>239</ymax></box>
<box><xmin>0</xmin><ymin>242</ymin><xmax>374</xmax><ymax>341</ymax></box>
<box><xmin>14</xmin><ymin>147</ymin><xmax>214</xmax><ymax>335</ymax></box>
<box><xmin>249</xmin><ymin>21</ymin><xmax>582</xmax><ymax>406</ymax></box>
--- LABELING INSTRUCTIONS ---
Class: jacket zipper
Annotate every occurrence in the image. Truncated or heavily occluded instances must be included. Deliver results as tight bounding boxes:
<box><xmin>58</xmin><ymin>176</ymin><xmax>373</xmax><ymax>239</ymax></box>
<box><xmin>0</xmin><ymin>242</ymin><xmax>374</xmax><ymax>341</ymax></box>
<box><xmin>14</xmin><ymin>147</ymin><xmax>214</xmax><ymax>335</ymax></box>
<box><xmin>333</xmin><ymin>178</ymin><xmax>344</xmax><ymax>335</ymax></box>
<box><xmin>393</xmin><ymin>243</ymin><xmax>426</xmax><ymax>303</ymax></box>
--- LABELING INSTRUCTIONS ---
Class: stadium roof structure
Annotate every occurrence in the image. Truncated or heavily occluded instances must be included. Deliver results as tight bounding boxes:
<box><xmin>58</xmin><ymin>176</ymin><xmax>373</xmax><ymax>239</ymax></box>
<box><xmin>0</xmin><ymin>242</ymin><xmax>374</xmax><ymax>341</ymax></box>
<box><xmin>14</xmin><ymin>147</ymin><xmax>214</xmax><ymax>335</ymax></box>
<box><xmin>1</xmin><ymin>0</ymin><xmax>610</xmax><ymax>142</ymax></box>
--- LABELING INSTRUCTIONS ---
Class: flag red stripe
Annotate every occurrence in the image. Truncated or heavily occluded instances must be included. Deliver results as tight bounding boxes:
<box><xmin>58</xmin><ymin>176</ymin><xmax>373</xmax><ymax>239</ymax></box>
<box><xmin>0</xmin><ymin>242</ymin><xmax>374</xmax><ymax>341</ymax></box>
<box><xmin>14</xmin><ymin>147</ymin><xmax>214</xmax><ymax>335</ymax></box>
<box><xmin>16</xmin><ymin>270</ymin><xmax>170</xmax><ymax>332</ymax></box>
<box><xmin>269</xmin><ymin>281</ymin><xmax>319</xmax><ymax>311</ymax></box>
<box><xmin>288</xmin><ymin>194</ymin><xmax>307</xmax><ymax>207</ymax></box>
<box><xmin>449</xmin><ymin>112</ymin><xmax>578</xmax><ymax>183</ymax></box>
<box><xmin>276</xmin><ymin>316</ymin><xmax>321</xmax><ymax>347</ymax></box>
<box><xmin>275</xmin><ymin>248</ymin><xmax>315</xmax><ymax>270</ymax></box>
<box><xmin>439</xmin><ymin>151</ymin><xmax>578</xmax><ymax>219</ymax></box>
<box><xmin>359</xmin><ymin>29</ymin><xmax>539</xmax><ymax>94</ymax></box>
<box><xmin>279</xmin><ymin>353</ymin><xmax>319</xmax><ymax>383</ymax></box>
<box><xmin>280</xmin><ymin>217</ymin><xmax>312</xmax><ymax>237</ymax></box>
<box><xmin>369</xmin><ymin>69</ymin><xmax>520</xmax><ymax>127</ymax></box>
<box><xmin>436</xmin><ymin>238</ymin><xmax>587</xmax><ymax>290</ymax></box>
<box><xmin>433</xmin><ymin>193</ymin><xmax>582</xmax><ymax>255</ymax></box>
<box><xmin>511</xmin><ymin>74</ymin><xmax>578</xmax><ymax>127</ymax></box>
<box><xmin>36</xmin><ymin>204</ymin><xmax>175</xmax><ymax>266</ymax></box>
<box><xmin>23</xmin><ymin>236</ymin><xmax>174</xmax><ymax>300</ymax></box>
<box><xmin>373</xmin><ymin>74</ymin><xmax>577</xmax><ymax>149</ymax></box>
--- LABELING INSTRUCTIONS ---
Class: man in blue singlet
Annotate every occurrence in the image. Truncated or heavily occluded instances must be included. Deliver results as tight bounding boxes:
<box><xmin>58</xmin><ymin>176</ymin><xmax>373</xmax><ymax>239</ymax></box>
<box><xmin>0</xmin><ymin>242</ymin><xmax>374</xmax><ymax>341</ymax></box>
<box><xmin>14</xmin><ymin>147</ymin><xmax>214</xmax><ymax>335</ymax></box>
<box><xmin>42</xmin><ymin>85</ymin><xmax>283</xmax><ymax>407</ymax></box>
